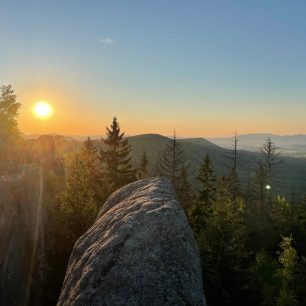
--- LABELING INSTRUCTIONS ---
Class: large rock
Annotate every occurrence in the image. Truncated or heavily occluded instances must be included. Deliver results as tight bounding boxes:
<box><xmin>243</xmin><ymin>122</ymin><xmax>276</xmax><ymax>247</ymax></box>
<box><xmin>58</xmin><ymin>177</ymin><xmax>206</xmax><ymax>306</ymax></box>
<box><xmin>0</xmin><ymin>164</ymin><xmax>44</xmax><ymax>306</ymax></box>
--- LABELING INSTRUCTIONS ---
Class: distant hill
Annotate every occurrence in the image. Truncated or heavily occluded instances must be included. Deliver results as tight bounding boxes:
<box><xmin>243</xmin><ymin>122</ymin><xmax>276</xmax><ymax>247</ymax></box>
<box><xmin>28</xmin><ymin>133</ymin><xmax>306</xmax><ymax>199</ymax></box>
<box><xmin>209</xmin><ymin>133</ymin><xmax>306</xmax><ymax>157</ymax></box>
<box><xmin>126</xmin><ymin>134</ymin><xmax>306</xmax><ymax>199</ymax></box>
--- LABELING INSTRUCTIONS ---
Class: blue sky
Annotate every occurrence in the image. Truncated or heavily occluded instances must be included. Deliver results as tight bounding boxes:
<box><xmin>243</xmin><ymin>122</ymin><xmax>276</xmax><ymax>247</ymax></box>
<box><xmin>1</xmin><ymin>1</ymin><xmax>306</xmax><ymax>136</ymax></box>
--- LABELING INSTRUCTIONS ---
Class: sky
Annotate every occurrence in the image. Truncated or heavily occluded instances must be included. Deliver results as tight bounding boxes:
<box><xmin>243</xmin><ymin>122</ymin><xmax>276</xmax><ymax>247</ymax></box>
<box><xmin>1</xmin><ymin>0</ymin><xmax>306</xmax><ymax>137</ymax></box>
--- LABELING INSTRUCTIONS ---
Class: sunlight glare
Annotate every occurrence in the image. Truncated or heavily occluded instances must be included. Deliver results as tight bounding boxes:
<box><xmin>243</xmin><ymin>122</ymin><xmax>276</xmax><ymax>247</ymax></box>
<box><xmin>33</xmin><ymin>101</ymin><xmax>53</xmax><ymax>119</ymax></box>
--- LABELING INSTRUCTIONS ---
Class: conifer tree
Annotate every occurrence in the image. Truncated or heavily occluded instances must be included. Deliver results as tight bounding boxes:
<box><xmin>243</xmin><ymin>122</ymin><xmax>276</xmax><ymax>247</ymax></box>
<box><xmin>187</xmin><ymin>154</ymin><xmax>217</xmax><ymax>235</ymax></box>
<box><xmin>254</xmin><ymin>161</ymin><xmax>268</xmax><ymax>208</ymax></box>
<box><xmin>100</xmin><ymin>117</ymin><xmax>136</xmax><ymax>190</ymax></box>
<box><xmin>196</xmin><ymin>180</ymin><xmax>247</xmax><ymax>306</ymax></box>
<box><xmin>197</xmin><ymin>153</ymin><xmax>217</xmax><ymax>206</ymax></box>
<box><xmin>229</xmin><ymin>131</ymin><xmax>240</xmax><ymax>199</ymax></box>
<box><xmin>137</xmin><ymin>149</ymin><xmax>149</xmax><ymax>179</ymax></box>
<box><xmin>158</xmin><ymin>130</ymin><xmax>189</xmax><ymax>187</ymax></box>
<box><xmin>79</xmin><ymin>137</ymin><xmax>108</xmax><ymax>206</ymax></box>
<box><xmin>60</xmin><ymin>155</ymin><xmax>97</xmax><ymax>242</ymax></box>
<box><xmin>260</xmin><ymin>137</ymin><xmax>282</xmax><ymax>186</ymax></box>
<box><xmin>176</xmin><ymin>165</ymin><xmax>192</xmax><ymax>208</ymax></box>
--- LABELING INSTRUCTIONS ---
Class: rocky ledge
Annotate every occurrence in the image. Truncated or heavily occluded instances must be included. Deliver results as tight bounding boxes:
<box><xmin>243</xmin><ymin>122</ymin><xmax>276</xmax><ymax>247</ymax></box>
<box><xmin>57</xmin><ymin>177</ymin><xmax>206</xmax><ymax>306</ymax></box>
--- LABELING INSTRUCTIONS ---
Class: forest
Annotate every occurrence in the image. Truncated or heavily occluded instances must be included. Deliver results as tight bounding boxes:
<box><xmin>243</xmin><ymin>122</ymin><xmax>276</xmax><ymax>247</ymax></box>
<box><xmin>1</xmin><ymin>85</ymin><xmax>306</xmax><ymax>306</ymax></box>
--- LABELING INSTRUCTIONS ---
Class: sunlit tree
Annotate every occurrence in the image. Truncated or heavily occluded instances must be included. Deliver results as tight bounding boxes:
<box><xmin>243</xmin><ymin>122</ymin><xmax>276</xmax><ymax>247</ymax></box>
<box><xmin>60</xmin><ymin>155</ymin><xmax>97</xmax><ymax>241</ymax></box>
<box><xmin>0</xmin><ymin>85</ymin><xmax>21</xmax><ymax>172</ymax></box>
<box><xmin>79</xmin><ymin>137</ymin><xmax>108</xmax><ymax>206</ymax></box>
<box><xmin>100</xmin><ymin>117</ymin><xmax>136</xmax><ymax>190</ymax></box>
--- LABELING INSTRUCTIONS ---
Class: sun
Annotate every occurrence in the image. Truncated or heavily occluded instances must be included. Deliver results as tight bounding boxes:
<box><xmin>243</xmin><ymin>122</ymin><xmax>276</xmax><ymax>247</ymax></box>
<box><xmin>33</xmin><ymin>101</ymin><xmax>53</xmax><ymax>119</ymax></box>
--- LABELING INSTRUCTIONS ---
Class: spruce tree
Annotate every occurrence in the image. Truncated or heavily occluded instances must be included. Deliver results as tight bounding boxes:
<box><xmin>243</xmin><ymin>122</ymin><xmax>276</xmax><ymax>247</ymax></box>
<box><xmin>229</xmin><ymin>131</ymin><xmax>240</xmax><ymax>199</ymax></box>
<box><xmin>158</xmin><ymin>131</ymin><xmax>189</xmax><ymax>187</ymax></box>
<box><xmin>176</xmin><ymin>165</ymin><xmax>192</xmax><ymax>208</ymax></box>
<box><xmin>60</xmin><ymin>155</ymin><xmax>97</xmax><ymax>242</ymax></box>
<box><xmin>137</xmin><ymin>149</ymin><xmax>149</xmax><ymax>179</ymax></box>
<box><xmin>197</xmin><ymin>153</ymin><xmax>217</xmax><ymax>206</ymax></box>
<box><xmin>254</xmin><ymin>161</ymin><xmax>268</xmax><ymax>208</ymax></box>
<box><xmin>79</xmin><ymin>137</ymin><xmax>109</xmax><ymax>206</ymax></box>
<box><xmin>100</xmin><ymin>117</ymin><xmax>136</xmax><ymax>190</ymax></box>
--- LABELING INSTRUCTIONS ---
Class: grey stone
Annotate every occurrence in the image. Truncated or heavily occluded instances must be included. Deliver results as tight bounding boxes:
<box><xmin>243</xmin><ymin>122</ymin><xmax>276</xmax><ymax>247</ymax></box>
<box><xmin>58</xmin><ymin>177</ymin><xmax>206</xmax><ymax>306</ymax></box>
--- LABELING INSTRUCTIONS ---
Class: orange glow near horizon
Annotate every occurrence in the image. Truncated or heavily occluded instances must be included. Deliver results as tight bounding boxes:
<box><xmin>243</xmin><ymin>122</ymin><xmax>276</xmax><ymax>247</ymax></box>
<box><xmin>17</xmin><ymin>88</ymin><xmax>306</xmax><ymax>138</ymax></box>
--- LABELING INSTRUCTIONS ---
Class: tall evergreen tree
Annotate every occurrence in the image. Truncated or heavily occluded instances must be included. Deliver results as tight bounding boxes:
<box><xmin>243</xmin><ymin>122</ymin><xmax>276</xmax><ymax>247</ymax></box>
<box><xmin>137</xmin><ymin>149</ymin><xmax>149</xmax><ymax>179</ymax></box>
<box><xmin>187</xmin><ymin>154</ymin><xmax>217</xmax><ymax>234</ymax></box>
<box><xmin>176</xmin><ymin>165</ymin><xmax>192</xmax><ymax>208</ymax></box>
<box><xmin>193</xmin><ymin>178</ymin><xmax>247</xmax><ymax>306</ymax></box>
<box><xmin>158</xmin><ymin>130</ymin><xmax>189</xmax><ymax>187</ymax></box>
<box><xmin>197</xmin><ymin>153</ymin><xmax>217</xmax><ymax>206</ymax></box>
<box><xmin>100</xmin><ymin>117</ymin><xmax>136</xmax><ymax>190</ymax></box>
<box><xmin>254</xmin><ymin>161</ymin><xmax>268</xmax><ymax>208</ymax></box>
<box><xmin>60</xmin><ymin>155</ymin><xmax>97</xmax><ymax>242</ymax></box>
<box><xmin>229</xmin><ymin>131</ymin><xmax>240</xmax><ymax>199</ymax></box>
<box><xmin>79</xmin><ymin>137</ymin><xmax>109</xmax><ymax>206</ymax></box>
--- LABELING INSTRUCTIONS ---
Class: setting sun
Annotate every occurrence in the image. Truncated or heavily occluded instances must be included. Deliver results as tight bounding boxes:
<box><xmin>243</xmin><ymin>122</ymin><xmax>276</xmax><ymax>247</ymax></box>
<box><xmin>33</xmin><ymin>101</ymin><xmax>53</xmax><ymax>119</ymax></box>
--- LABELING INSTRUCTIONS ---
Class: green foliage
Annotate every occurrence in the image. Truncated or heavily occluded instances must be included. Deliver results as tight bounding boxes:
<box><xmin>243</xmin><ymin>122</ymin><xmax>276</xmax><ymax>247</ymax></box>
<box><xmin>187</xmin><ymin>166</ymin><xmax>248</xmax><ymax>305</ymax></box>
<box><xmin>276</xmin><ymin>236</ymin><xmax>299</xmax><ymax>306</ymax></box>
<box><xmin>79</xmin><ymin>137</ymin><xmax>109</xmax><ymax>206</ymax></box>
<box><xmin>100</xmin><ymin>117</ymin><xmax>136</xmax><ymax>190</ymax></box>
<box><xmin>137</xmin><ymin>149</ymin><xmax>149</xmax><ymax>179</ymax></box>
<box><xmin>0</xmin><ymin>85</ymin><xmax>21</xmax><ymax>172</ymax></box>
<box><xmin>250</xmin><ymin>236</ymin><xmax>306</xmax><ymax>306</ymax></box>
<box><xmin>186</xmin><ymin>151</ymin><xmax>306</xmax><ymax>306</ymax></box>
<box><xmin>0</xmin><ymin>85</ymin><xmax>20</xmax><ymax>134</ymax></box>
<box><xmin>60</xmin><ymin>155</ymin><xmax>97</xmax><ymax>241</ymax></box>
<box><xmin>158</xmin><ymin>131</ymin><xmax>189</xmax><ymax>187</ymax></box>
<box><xmin>176</xmin><ymin>165</ymin><xmax>192</xmax><ymax>208</ymax></box>
<box><xmin>197</xmin><ymin>154</ymin><xmax>217</xmax><ymax>206</ymax></box>
<box><xmin>250</xmin><ymin>250</ymin><xmax>280</xmax><ymax>306</ymax></box>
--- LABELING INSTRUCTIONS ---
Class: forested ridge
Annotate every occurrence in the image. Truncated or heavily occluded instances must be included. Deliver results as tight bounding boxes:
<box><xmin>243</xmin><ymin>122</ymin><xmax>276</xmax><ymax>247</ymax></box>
<box><xmin>1</xmin><ymin>85</ymin><xmax>306</xmax><ymax>306</ymax></box>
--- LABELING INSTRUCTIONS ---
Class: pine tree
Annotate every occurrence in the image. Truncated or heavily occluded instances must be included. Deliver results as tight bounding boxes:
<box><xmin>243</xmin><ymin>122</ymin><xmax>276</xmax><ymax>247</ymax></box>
<box><xmin>187</xmin><ymin>154</ymin><xmax>217</xmax><ymax>236</ymax></box>
<box><xmin>158</xmin><ymin>130</ymin><xmax>189</xmax><ymax>187</ymax></box>
<box><xmin>197</xmin><ymin>153</ymin><xmax>217</xmax><ymax>206</ymax></box>
<box><xmin>79</xmin><ymin>137</ymin><xmax>109</xmax><ymax>206</ymax></box>
<box><xmin>137</xmin><ymin>149</ymin><xmax>149</xmax><ymax>179</ymax></box>
<box><xmin>60</xmin><ymin>155</ymin><xmax>97</xmax><ymax>242</ymax></box>
<box><xmin>229</xmin><ymin>131</ymin><xmax>240</xmax><ymax>199</ymax></box>
<box><xmin>100</xmin><ymin>117</ymin><xmax>136</xmax><ymax>190</ymax></box>
<box><xmin>176</xmin><ymin>165</ymin><xmax>192</xmax><ymax>208</ymax></box>
<box><xmin>254</xmin><ymin>161</ymin><xmax>268</xmax><ymax>208</ymax></box>
<box><xmin>196</xmin><ymin>181</ymin><xmax>247</xmax><ymax>306</ymax></box>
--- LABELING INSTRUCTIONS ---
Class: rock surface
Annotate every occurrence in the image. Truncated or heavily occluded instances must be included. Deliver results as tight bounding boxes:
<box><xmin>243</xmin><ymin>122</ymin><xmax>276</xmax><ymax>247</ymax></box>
<box><xmin>57</xmin><ymin>177</ymin><xmax>206</xmax><ymax>306</ymax></box>
<box><xmin>0</xmin><ymin>164</ymin><xmax>44</xmax><ymax>306</ymax></box>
